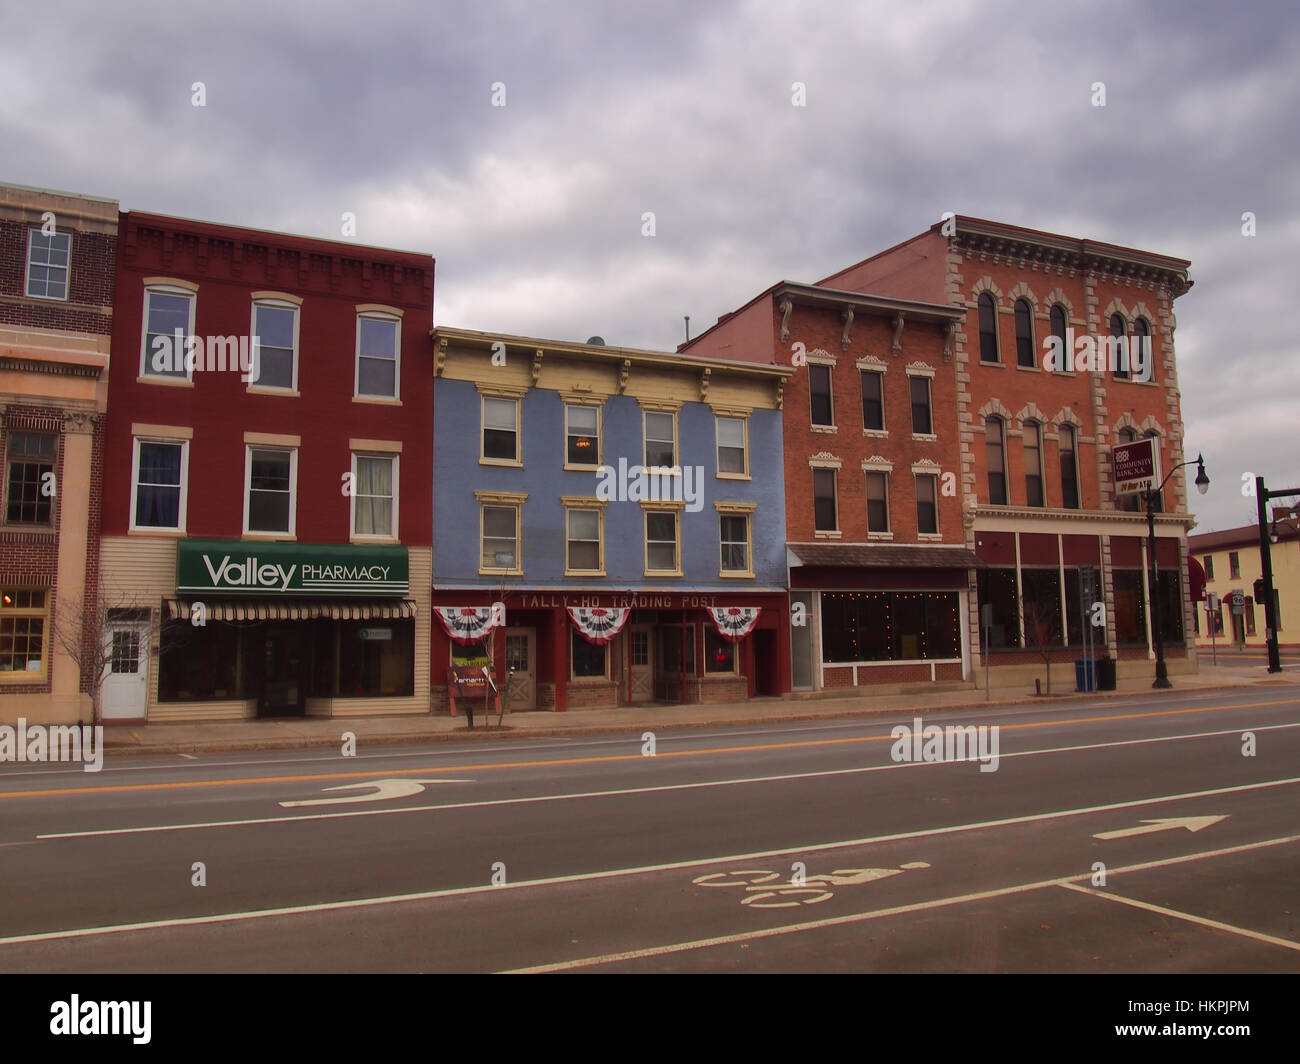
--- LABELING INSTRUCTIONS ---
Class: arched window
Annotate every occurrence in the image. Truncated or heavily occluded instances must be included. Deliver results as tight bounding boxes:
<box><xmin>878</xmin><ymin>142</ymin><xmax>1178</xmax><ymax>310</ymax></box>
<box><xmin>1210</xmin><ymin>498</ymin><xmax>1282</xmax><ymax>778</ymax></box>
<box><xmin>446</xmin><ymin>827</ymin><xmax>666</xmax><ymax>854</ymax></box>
<box><xmin>1050</xmin><ymin>305</ymin><xmax>1069</xmax><ymax>372</ymax></box>
<box><xmin>1024</xmin><ymin>421</ymin><xmax>1044</xmax><ymax>506</ymax></box>
<box><xmin>1110</xmin><ymin>313</ymin><xmax>1129</xmax><ymax>380</ymax></box>
<box><xmin>1059</xmin><ymin>424</ymin><xmax>1079</xmax><ymax>509</ymax></box>
<box><xmin>978</xmin><ymin>293</ymin><xmax>999</xmax><ymax>363</ymax></box>
<box><xmin>1132</xmin><ymin>318</ymin><xmax>1151</xmax><ymax>382</ymax></box>
<box><xmin>1015</xmin><ymin>299</ymin><xmax>1035</xmax><ymax>368</ymax></box>
<box><xmin>986</xmin><ymin>416</ymin><xmax>1007</xmax><ymax>504</ymax></box>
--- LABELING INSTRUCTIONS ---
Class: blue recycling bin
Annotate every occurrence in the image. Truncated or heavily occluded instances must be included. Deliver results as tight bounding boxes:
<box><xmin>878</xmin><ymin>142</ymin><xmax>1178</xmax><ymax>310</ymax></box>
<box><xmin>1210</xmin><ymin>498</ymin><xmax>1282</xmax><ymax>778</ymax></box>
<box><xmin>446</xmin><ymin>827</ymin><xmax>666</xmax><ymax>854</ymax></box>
<box><xmin>1074</xmin><ymin>658</ymin><xmax>1096</xmax><ymax>692</ymax></box>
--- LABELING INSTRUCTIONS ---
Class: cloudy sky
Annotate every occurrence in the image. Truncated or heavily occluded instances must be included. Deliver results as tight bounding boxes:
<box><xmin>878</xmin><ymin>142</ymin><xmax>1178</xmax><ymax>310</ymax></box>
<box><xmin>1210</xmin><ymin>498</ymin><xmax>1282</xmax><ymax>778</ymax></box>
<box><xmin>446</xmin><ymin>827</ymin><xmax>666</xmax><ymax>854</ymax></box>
<box><xmin>3</xmin><ymin>0</ymin><xmax>1295</xmax><ymax>534</ymax></box>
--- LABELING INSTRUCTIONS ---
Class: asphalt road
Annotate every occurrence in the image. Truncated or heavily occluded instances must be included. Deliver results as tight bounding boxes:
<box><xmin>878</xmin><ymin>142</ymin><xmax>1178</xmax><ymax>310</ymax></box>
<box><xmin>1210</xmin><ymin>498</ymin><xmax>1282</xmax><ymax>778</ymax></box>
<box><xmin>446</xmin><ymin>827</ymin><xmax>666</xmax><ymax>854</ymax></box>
<box><xmin>1</xmin><ymin>686</ymin><xmax>1298</xmax><ymax>972</ymax></box>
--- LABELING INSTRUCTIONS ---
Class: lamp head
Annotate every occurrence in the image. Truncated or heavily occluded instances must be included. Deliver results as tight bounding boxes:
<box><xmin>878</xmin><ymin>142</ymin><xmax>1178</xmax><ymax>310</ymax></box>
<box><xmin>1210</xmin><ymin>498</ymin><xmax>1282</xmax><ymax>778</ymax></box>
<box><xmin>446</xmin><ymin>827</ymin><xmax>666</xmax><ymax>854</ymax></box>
<box><xmin>1194</xmin><ymin>454</ymin><xmax>1210</xmax><ymax>496</ymax></box>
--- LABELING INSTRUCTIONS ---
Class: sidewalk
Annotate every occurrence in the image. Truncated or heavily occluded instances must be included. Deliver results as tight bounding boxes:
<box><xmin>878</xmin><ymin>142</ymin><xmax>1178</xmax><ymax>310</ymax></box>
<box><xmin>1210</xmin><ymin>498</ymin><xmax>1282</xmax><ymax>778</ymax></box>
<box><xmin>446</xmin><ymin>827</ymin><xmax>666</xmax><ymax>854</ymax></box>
<box><xmin>94</xmin><ymin>659</ymin><xmax>1297</xmax><ymax>758</ymax></box>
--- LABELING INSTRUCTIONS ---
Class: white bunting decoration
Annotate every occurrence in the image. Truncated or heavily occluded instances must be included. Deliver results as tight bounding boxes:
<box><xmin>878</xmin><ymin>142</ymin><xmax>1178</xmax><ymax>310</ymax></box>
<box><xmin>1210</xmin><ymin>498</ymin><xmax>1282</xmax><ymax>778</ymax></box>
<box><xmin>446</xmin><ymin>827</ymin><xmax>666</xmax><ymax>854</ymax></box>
<box><xmin>708</xmin><ymin>606</ymin><xmax>761</xmax><ymax>642</ymax></box>
<box><xmin>435</xmin><ymin>606</ymin><xmax>501</xmax><ymax>646</ymax></box>
<box><xmin>567</xmin><ymin>606</ymin><xmax>631</xmax><ymax>645</ymax></box>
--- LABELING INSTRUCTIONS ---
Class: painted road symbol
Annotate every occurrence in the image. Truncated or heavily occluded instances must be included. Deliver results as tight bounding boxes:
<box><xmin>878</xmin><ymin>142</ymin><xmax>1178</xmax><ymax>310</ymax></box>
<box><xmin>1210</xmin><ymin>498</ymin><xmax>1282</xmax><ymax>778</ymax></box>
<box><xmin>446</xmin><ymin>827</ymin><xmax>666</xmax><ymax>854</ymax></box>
<box><xmin>279</xmin><ymin>778</ymin><xmax>474</xmax><ymax>807</ymax></box>
<box><xmin>1093</xmin><ymin>815</ymin><xmax>1227</xmax><ymax>840</ymax></box>
<box><xmin>693</xmin><ymin>862</ymin><xmax>930</xmax><ymax>908</ymax></box>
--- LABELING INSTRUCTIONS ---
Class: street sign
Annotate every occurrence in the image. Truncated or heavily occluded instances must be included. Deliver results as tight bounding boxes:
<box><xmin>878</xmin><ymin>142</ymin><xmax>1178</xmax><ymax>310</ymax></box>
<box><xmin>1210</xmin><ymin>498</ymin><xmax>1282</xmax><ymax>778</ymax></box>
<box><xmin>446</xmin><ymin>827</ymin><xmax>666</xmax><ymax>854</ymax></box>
<box><xmin>1112</xmin><ymin>438</ymin><xmax>1161</xmax><ymax>497</ymax></box>
<box><xmin>1230</xmin><ymin>590</ymin><xmax>1244</xmax><ymax>614</ymax></box>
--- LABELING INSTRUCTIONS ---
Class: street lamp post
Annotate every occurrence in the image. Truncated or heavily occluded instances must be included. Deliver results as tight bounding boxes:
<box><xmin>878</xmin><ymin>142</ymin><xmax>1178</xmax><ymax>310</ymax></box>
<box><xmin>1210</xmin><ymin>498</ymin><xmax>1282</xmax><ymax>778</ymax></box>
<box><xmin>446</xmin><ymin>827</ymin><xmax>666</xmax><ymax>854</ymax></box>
<box><xmin>1146</xmin><ymin>454</ymin><xmax>1210</xmax><ymax>689</ymax></box>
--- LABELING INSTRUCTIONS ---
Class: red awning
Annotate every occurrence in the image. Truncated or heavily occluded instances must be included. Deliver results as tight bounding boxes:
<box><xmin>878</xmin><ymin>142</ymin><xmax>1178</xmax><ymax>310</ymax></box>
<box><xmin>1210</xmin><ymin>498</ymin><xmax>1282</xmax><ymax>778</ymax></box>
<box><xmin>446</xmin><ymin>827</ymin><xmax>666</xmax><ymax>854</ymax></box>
<box><xmin>1187</xmin><ymin>555</ymin><xmax>1207</xmax><ymax>603</ymax></box>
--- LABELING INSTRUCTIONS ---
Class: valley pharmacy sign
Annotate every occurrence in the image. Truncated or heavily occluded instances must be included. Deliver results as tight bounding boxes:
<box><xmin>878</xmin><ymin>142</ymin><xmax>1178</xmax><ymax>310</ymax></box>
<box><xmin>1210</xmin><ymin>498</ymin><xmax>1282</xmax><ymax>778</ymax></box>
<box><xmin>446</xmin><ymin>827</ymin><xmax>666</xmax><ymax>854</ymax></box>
<box><xmin>177</xmin><ymin>540</ymin><xmax>409</xmax><ymax>597</ymax></box>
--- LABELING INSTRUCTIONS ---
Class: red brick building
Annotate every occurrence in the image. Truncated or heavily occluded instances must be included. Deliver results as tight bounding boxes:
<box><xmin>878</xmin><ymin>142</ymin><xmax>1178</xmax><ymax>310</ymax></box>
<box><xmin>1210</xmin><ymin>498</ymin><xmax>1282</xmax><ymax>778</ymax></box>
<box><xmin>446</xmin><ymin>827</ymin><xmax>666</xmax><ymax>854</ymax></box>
<box><xmin>682</xmin><ymin>281</ymin><xmax>977</xmax><ymax>692</ymax></box>
<box><xmin>819</xmin><ymin>217</ymin><xmax>1197</xmax><ymax>685</ymax></box>
<box><xmin>0</xmin><ymin>183</ymin><xmax>117</xmax><ymax>724</ymax></box>
<box><xmin>100</xmin><ymin>210</ymin><xmax>434</xmax><ymax>721</ymax></box>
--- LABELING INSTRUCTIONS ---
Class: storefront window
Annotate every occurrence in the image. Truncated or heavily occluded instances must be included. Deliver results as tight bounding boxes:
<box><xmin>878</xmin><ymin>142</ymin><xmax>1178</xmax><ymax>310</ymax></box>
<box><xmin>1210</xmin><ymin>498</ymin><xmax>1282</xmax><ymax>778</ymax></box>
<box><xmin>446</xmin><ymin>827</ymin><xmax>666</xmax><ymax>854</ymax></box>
<box><xmin>571</xmin><ymin>630</ymin><xmax>606</xmax><ymax>678</ymax></box>
<box><xmin>977</xmin><ymin>568</ymin><xmax>1020</xmax><ymax>649</ymax></box>
<box><xmin>159</xmin><ymin>620</ymin><xmax>242</xmax><ymax>701</ymax></box>
<box><xmin>1113</xmin><ymin>570</ymin><xmax>1147</xmax><ymax>645</ymax></box>
<box><xmin>335</xmin><ymin>619</ymin><xmax>413</xmax><ymax>697</ymax></box>
<box><xmin>1063</xmin><ymin>566</ymin><xmax>1102</xmax><ymax>647</ymax></box>
<box><xmin>704</xmin><ymin>627</ymin><xmax>736</xmax><ymax>673</ymax></box>
<box><xmin>820</xmin><ymin>592</ymin><xmax>959</xmax><ymax>662</ymax></box>
<box><xmin>659</xmin><ymin>625</ymin><xmax>695</xmax><ymax>674</ymax></box>
<box><xmin>1020</xmin><ymin>569</ymin><xmax>1063</xmax><ymax>647</ymax></box>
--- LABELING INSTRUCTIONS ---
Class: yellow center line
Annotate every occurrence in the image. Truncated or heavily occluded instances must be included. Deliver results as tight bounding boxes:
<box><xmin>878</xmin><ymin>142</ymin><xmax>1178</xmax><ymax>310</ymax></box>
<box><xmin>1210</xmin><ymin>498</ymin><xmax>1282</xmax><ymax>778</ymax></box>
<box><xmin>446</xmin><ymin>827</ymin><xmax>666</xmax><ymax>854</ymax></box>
<box><xmin>1</xmin><ymin>696</ymin><xmax>1295</xmax><ymax>800</ymax></box>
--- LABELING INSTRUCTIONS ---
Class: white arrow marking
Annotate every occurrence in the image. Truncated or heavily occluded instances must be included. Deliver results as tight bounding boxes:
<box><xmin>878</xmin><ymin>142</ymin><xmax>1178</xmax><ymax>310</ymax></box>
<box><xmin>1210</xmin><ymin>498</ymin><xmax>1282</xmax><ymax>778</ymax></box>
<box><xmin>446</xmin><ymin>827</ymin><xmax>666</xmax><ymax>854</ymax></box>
<box><xmin>1093</xmin><ymin>815</ymin><xmax>1227</xmax><ymax>840</ymax></box>
<box><xmin>279</xmin><ymin>778</ymin><xmax>473</xmax><ymax>807</ymax></box>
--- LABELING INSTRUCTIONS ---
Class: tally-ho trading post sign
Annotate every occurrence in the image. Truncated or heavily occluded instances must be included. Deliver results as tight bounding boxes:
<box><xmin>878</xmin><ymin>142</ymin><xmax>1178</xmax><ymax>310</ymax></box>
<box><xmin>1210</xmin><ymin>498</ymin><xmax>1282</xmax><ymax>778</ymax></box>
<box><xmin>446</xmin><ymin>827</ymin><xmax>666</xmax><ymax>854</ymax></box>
<box><xmin>177</xmin><ymin>540</ymin><xmax>409</xmax><ymax>597</ymax></box>
<box><xmin>1112</xmin><ymin>437</ymin><xmax>1161</xmax><ymax>497</ymax></box>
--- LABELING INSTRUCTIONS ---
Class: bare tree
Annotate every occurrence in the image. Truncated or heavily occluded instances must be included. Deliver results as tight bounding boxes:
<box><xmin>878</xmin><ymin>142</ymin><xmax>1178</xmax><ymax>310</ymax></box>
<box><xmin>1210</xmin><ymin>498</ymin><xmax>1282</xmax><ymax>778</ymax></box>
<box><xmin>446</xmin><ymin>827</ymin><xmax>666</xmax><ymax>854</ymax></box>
<box><xmin>1021</xmin><ymin>592</ymin><xmax>1059</xmax><ymax>696</ymax></box>
<box><xmin>48</xmin><ymin>584</ymin><xmax>153</xmax><ymax>726</ymax></box>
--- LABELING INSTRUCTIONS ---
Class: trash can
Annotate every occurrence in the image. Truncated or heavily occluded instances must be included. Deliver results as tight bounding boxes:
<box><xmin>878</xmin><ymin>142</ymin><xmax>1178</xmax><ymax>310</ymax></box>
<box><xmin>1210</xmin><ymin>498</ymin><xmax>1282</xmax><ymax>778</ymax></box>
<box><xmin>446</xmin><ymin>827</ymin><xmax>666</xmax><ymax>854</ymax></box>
<box><xmin>1096</xmin><ymin>657</ymin><xmax>1116</xmax><ymax>691</ymax></box>
<box><xmin>1074</xmin><ymin>658</ymin><xmax>1096</xmax><ymax>692</ymax></box>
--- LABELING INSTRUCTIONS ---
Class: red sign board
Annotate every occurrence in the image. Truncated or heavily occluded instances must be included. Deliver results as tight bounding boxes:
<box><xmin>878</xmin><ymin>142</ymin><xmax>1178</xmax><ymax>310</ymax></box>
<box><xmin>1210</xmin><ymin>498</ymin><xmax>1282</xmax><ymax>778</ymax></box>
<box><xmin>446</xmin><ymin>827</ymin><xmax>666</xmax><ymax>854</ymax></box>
<box><xmin>1113</xmin><ymin>438</ymin><xmax>1160</xmax><ymax>496</ymax></box>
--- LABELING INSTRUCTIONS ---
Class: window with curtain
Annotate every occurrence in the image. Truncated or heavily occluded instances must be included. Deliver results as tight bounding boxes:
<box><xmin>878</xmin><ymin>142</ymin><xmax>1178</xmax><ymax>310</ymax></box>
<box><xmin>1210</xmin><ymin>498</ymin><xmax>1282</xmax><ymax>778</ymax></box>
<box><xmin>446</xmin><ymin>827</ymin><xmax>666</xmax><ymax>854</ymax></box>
<box><xmin>352</xmin><ymin>454</ymin><xmax>394</xmax><ymax>536</ymax></box>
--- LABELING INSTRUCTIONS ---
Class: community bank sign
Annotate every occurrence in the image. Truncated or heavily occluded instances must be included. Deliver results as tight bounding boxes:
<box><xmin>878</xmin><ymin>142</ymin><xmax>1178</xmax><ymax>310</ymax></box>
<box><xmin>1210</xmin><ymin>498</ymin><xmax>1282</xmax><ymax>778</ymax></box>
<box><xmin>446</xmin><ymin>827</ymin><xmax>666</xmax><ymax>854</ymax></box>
<box><xmin>177</xmin><ymin>540</ymin><xmax>408</xmax><ymax>597</ymax></box>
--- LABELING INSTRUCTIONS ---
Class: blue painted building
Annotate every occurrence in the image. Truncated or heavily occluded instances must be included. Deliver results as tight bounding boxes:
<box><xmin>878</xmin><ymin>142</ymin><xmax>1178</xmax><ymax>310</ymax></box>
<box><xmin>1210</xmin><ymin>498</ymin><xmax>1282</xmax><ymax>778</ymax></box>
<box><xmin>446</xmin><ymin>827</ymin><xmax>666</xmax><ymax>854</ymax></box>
<box><xmin>431</xmin><ymin>327</ymin><xmax>791</xmax><ymax>711</ymax></box>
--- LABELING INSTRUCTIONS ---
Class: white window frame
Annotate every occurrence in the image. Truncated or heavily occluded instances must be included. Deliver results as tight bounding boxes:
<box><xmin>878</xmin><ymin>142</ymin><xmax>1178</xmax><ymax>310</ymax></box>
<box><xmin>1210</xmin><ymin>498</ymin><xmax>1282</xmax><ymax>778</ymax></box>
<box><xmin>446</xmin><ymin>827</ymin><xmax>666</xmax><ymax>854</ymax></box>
<box><xmin>243</xmin><ymin>445</ymin><xmax>298</xmax><ymax>536</ymax></box>
<box><xmin>718</xmin><ymin>511</ymin><xmax>753</xmax><ymax>576</ymax></box>
<box><xmin>354</xmin><ymin>311</ymin><xmax>401</xmax><ymax>400</ymax></box>
<box><xmin>25</xmin><ymin>228</ymin><xmax>71</xmax><ymax>301</ymax></box>
<box><xmin>129</xmin><ymin>437</ymin><xmax>190</xmax><ymax>532</ymax></box>
<box><xmin>249</xmin><ymin>298</ymin><xmax>301</xmax><ymax>393</ymax></box>
<box><xmin>350</xmin><ymin>452</ymin><xmax>399</xmax><ymax>540</ymax></box>
<box><xmin>139</xmin><ymin>284</ymin><xmax>198</xmax><ymax>382</ymax></box>
<box><xmin>715</xmin><ymin>415</ymin><xmax>749</xmax><ymax>479</ymax></box>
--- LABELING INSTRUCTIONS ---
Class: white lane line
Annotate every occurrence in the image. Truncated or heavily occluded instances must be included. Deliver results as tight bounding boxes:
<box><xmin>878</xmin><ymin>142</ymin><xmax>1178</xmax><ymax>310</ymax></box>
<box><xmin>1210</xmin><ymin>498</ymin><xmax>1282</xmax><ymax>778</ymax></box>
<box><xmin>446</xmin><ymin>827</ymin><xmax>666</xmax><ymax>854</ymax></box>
<box><xmin>506</xmin><ymin>833</ymin><xmax>1300</xmax><ymax>973</ymax></box>
<box><xmin>7</xmin><ymin>784</ymin><xmax>1300</xmax><ymax>947</ymax></box>
<box><xmin>36</xmin><ymin>721</ymin><xmax>1300</xmax><ymax>839</ymax></box>
<box><xmin>1058</xmin><ymin>882</ymin><xmax>1300</xmax><ymax>953</ymax></box>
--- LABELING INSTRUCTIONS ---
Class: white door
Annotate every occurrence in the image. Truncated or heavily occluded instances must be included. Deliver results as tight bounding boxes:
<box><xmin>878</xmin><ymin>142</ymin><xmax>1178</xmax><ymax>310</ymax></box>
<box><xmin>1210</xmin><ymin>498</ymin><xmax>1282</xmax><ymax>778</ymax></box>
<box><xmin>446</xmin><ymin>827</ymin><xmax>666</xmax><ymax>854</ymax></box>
<box><xmin>504</xmin><ymin>627</ymin><xmax>536</xmax><ymax>710</ymax></box>
<box><xmin>102</xmin><ymin>623</ymin><xmax>148</xmax><ymax>720</ymax></box>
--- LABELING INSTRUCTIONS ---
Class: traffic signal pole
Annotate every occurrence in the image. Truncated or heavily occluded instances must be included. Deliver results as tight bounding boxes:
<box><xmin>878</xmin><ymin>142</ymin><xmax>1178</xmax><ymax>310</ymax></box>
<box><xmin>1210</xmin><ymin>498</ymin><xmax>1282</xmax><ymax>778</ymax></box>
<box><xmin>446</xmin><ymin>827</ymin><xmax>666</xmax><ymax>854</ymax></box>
<box><xmin>1256</xmin><ymin>476</ymin><xmax>1300</xmax><ymax>675</ymax></box>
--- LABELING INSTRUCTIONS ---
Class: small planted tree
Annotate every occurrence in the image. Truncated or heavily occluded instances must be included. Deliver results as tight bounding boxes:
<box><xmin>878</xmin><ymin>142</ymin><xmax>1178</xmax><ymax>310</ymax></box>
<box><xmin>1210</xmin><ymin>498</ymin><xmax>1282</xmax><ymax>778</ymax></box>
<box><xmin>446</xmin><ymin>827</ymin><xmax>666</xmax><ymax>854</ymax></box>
<box><xmin>1020</xmin><ymin>592</ymin><xmax>1058</xmax><ymax>696</ymax></box>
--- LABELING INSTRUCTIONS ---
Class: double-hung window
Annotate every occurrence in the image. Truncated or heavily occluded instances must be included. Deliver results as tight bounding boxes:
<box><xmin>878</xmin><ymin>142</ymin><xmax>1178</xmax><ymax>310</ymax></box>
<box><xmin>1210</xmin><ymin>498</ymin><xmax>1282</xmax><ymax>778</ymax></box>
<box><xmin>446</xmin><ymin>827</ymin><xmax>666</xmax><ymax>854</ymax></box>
<box><xmin>809</xmin><ymin>365</ymin><xmax>834</xmax><ymax>426</ymax></box>
<box><xmin>813</xmin><ymin>469</ymin><xmax>837</xmax><ymax>533</ymax></box>
<box><xmin>477</xmin><ymin>492</ymin><xmax>526</xmax><ymax>575</ymax></box>
<box><xmin>716</xmin><ymin>416</ymin><xmax>747</xmax><ymax>476</ymax></box>
<box><xmin>26</xmin><ymin>229</ymin><xmax>70</xmax><ymax>300</ymax></box>
<box><xmin>5</xmin><ymin>432</ymin><xmax>56</xmax><ymax>524</ymax></box>
<box><xmin>644</xmin><ymin>507</ymin><xmax>681</xmax><ymax>574</ymax></box>
<box><xmin>251</xmin><ymin>299</ymin><xmax>299</xmax><ymax>390</ymax></box>
<box><xmin>131</xmin><ymin>438</ymin><xmax>189</xmax><ymax>530</ymax></box>
<box><xmin>244</xmin><ymin>446</ymin><xmax>296</xmax><ymax>535</ymax></box>
<box><xmin>482</xmin><ymin>397</ymin><xmax>520</xmax><ymax>463</ymax></box>
<box><xmin>141</xmin><ymin>285</ymin><xmax>196</xmax><ymax>381</ymax></box>
<box><xmin>866</xmin><ymin>471</ymin><xmax>889</xmax><ymax>533</ymax></box>
<box><xmin>916</xmin><ymin>474</ymin><xmax>939</xmax><ymax>535</ymax></box>
<box><xmin>644</xmin><ymin>411</ymin><xmax>676</xmax><ymax>469</ymax></box>
<box><xmin>564</xmin><ymin>503</ymin><xmax>604</xmax><ymax>574</ymax></box>
<box><xmin>351</xmin><ymin>453</ymin><xmax>397</xmax><ymax>538</ymax></box>
<box><xmin>909</xmin><ymin>376</ymin><xmax>933</xmax><ymax>435</ymax></box>
<box><xmin>565</xmin><ymin>405</ymin><xmax>600</xmax><ymax>467</ymax></box>
<box><xmin>356</xmin><ymin>312</ymin><xmax>400</xmax><ymax>398</ymax></box>
<box><xmin>861</xmin><ymin>371</ymin><xmax>884</xmax><ymax>431</ymax></box>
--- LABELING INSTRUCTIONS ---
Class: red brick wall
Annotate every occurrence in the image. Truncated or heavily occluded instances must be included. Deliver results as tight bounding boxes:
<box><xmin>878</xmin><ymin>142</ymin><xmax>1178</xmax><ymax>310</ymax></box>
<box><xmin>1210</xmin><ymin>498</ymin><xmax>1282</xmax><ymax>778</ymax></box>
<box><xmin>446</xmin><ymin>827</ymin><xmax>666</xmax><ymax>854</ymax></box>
<box><xmin>0</xmin><ymin>219</ymin><xmax>116</xmax><ymax>334</ymax></box>
<box><xmin>104</xmin><ymin>212</ymin><xmax>434</xmax><ymax>546</ymax></box>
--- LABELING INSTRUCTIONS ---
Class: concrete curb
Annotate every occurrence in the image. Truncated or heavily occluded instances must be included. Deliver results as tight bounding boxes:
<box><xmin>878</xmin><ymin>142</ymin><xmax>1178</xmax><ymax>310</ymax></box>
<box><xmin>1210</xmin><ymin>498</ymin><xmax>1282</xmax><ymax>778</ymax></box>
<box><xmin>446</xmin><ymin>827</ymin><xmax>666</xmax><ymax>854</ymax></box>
<box><xmin>97</xmin><ymin>674</ymin><xmax>1291</xmax><ymax>758</ymax></box>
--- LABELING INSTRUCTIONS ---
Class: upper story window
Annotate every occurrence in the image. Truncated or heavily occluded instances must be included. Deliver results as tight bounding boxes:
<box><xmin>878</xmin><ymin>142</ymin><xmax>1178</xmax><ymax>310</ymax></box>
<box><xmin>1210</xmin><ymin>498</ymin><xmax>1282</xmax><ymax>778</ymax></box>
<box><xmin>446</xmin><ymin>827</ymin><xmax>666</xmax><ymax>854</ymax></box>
<box><xmin>244</xmin><ymin>446</ymin><xmax>297</xmax><ymax>535</ymax></box>
<box><xmin>978</xmin><ymin>293</ymin><xmax>999</xmax><ymax>363</ymax></box>
<box><xmin>719</xmin><ymin>512</ymin><xmax>752</xmax><ymax>575</ymax></box>
<box><xmin>986</xmin><ymin>417</ymin><xmax>1007</xmax><ymax>505</ymax></box>
<box><xmin>26</xmin><ymin>229</ymin><xmax>71</xmax><ymax>301</ymax></box>
<box><xmin>1050</xmin><ymin>305</ymin><xmax>1069</xmax><ymax>372</ymax></box>
<box><xmin>644</xmin><ymin>508</ymin><xmax>681</xmax><ymax>575</ymax></box>
<box><xmin>1110</xmin><ymin>313</ymin><xmax>1129</xmax><ymax>381</ymax></box>
<box><xmin>480</xmin><ymin>500</ymin><xmax>523</xmax><ymax>574</ymax></box>
<box><xmin>5</xmin><ymin>432</ymin><xmax>56</xmax><ymax>524</ymax></box>
<box><xmin>813</xmin><ymin>468</ymin><xmax>837</xmax><ymax>532</ymax></box>
<box><xmin>1024</xmin><ymin>421</ymin><xmax>1044</xmax><ymax>507</ymax></box>
<box><xmin>644</xmin><ymin>410</ymin><xmax>677</xmax><ymax>468</ymax></box>
<box><xmin>861</xmin><ymin>370</ymin><xmax>884</xmax><ymax>431</ymax></box>
<box><xmin>1204</xmin><ymin>555</ymin><xmax>1215</xmax><ymax>580</ymax></box>
<box><xmin>251</xmin><ymin>300</ymin><xmax>299</xmax><ymax>391</ymax></box>
<box><xmin>565</xmin><ymin>505</ymin><xmax>604</xmax><ymax>574</ymax></box>
<box><xmin>1116</xmin><ymin>427</ymin><xmax>1140</xmax><ymax>511</ymax></box>
<box><xmin>809</xmin><ymin>365</ymin><xmax>834</xmax><ymax>426</ymax></box>
<box><xmin>356</xmin><ymin>312</ymin><xmax>400</xmax><ymax>398</ymax></box>
<box><xmin>1132</xmin><ymin>318</ymin><xmax>1151</xmax><ymax>381</ymax></box>
<box><xmin>141</xmin><ymin>285</ymin><xmax>196</xmax><ymax>381</ymax></box>
<box><xmin>909</xmin><ymin>376</ymin><xmax>933</xmax><ymax>435</ymax></box>
<box><xmin>916</xmin><ymin>474</ymin><xmax>939</xmax><ymax>535</ymax></box>
<box><xmin>482</xmin><ymin>396</ymin><xmax>520</xmax><ymax>464</ymax></box>
<box><xmin>131</xmin><ymin>438</ymin><xmax>188</xmax><ymax>531</ymax></box>
<box><xmin>866</xmin><ymin>471</ymin><xmax>889</xmax><ymax>533</ymax></box>
<box><xmin>1014</xmin><ymin>298</ymin><xmax>1035</xmax><ymax>368</ymax></box>
<box><xmin>351</xmin><ymin>453</ymin><xmax>397</xmax><ymax>538</ymax></box>
<box><xmin>1229</xmin><ymin>551</ymin><xmax>1241</xmax><ymax>579</ymax></box>
<box><xmin>565</xmin><ymin>405</ymin><xmax>600</xmax><ymax>468</ymax></box>
<box><xmin>716</xmin><ymin>416</ymin><xmax>747</xmax><ymax>477</ymax></box>
<box><xmin>1059</xmin><ymin>424</ymin><xmax>1080</xmax><ymax>509</ymax></box>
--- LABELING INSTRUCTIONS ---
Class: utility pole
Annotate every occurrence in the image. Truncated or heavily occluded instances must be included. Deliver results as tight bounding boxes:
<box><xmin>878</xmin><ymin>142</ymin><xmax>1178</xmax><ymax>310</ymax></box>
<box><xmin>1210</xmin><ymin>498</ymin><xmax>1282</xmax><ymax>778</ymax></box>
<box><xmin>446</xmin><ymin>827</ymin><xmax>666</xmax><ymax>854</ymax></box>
<box><xmin>1255</xmin><ymin>476</ymin><xmax>1300</xmax><ymax>674</ymax></box>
